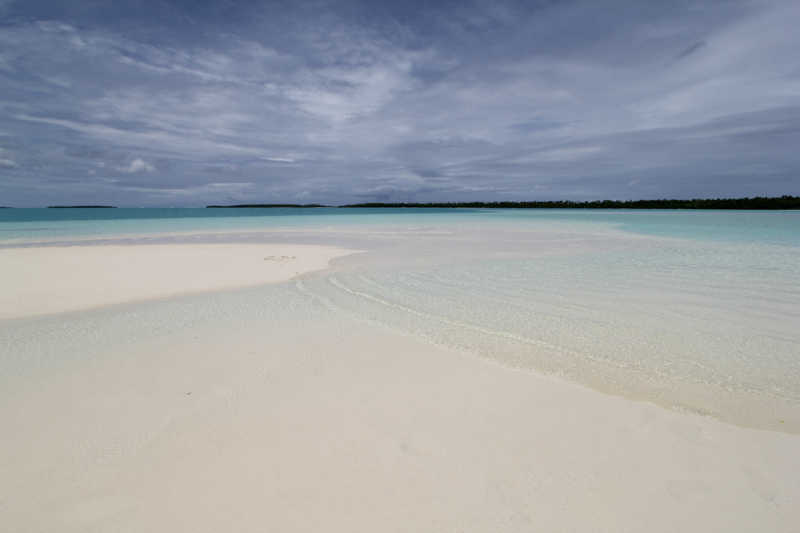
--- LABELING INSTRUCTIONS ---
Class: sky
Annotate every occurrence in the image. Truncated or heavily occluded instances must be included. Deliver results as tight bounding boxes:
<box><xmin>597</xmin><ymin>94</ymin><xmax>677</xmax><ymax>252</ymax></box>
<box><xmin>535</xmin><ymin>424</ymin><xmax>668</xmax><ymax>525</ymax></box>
<box><xmin>0</xmin><ymin>0</ymin><xmax>798</xmax><ymax>207</ymax></box>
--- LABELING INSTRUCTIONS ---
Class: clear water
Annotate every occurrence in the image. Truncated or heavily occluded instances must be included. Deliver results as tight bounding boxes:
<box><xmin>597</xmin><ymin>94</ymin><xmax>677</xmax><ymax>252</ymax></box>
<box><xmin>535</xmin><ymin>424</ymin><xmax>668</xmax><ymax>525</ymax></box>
<box><xmin>0</xmin><ymin>208</ymin><xmax>488</xmax><ymax>243</ymax></box>
<box><xmin>2</xmin><ymin>208</ymin><xmax>799</xmax><ymax>432</ymax></box>
<box><xmin>2</xmin><ymin>207</ymin><xmax>799</xmax><ymax>246</ymax></box>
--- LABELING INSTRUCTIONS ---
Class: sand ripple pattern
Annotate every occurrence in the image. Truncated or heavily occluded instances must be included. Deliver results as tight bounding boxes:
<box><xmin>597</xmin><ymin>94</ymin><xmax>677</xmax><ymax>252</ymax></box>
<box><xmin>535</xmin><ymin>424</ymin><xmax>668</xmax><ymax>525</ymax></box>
<box><xmin>296</xmin><ymin>238</ymin><xmax>800</xmax><ymax>433</ymax></box>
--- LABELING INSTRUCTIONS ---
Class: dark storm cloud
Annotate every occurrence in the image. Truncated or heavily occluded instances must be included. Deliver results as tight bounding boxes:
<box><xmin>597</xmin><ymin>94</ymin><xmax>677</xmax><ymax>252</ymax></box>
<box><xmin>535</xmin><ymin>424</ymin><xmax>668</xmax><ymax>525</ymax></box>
<box><xmin>0</xmin><ymin>0</ymin><xmax>798</xmax><ymax>206</ymax></box>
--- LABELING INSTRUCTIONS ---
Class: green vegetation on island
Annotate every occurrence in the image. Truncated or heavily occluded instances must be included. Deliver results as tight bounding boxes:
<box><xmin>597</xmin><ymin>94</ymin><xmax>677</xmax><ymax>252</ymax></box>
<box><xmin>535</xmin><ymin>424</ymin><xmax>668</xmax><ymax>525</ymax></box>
<box><xmin>206</xmin><ymin>204</ymin><xmax>329</xmax><ymax>208</ymax></box>
<box><xmin>340</xmin><ymin>196</ymin><xmax>800</xmax><ymax>210</ymax></box>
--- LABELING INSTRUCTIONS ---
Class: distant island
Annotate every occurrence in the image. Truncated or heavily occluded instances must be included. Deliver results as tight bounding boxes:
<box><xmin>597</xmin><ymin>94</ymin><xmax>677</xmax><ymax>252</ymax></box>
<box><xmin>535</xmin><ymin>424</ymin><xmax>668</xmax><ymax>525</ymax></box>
<box><xmin>339</xmin><ymin>196</ymin><xmax>800</xmax><ymax>210</ymax></box>
<box><xmin>19</xmin><ymin>197</ymin><xmax>796</xmax><ymax>210</ymax></box>
<box><xmin>207</xmin><ymin>204</ymin><xmax>329</xmax><ymax>208</ymax></box>
<box><xmin>205</xmin><ymin>196</ymin><xmax>798</xmax><ymax>210</ymax></box>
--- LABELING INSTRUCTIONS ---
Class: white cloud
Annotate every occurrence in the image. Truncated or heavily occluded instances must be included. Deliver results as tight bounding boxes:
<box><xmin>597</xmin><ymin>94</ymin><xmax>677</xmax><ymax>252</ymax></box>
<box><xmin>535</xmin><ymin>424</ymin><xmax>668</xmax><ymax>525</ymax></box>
<box><xmin>115</xmin><ymin>158</ymin><xmax>154</xmax><ymax>173</ymax></box>
<box><xmin>286</xmin><ymin>57</ymin><xmax>421</xmax><ymax>124</ymax></box>
<box><xmin>0</xmin><ymin>158</ymin><xmax>18</xmax><ymax>168</ymax></box>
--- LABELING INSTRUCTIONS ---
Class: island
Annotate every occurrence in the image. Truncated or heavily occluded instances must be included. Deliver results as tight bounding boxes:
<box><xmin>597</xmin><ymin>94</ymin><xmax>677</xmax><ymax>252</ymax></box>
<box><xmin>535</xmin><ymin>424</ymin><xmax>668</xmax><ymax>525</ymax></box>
<box><xmin>339</xmin><ymin>195</ymin><xmax>800</xmax><ymax>210</ymax></box>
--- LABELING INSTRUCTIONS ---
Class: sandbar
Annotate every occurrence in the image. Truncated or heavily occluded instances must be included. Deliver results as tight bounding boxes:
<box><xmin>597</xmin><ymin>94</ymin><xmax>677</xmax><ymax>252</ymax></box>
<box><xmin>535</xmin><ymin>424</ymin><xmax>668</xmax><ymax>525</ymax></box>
<box><xmin>0</xmin><ymin>243</ymin><xmax>358</xmax><ymax>319</ymax></box>
<box><xmin>1</xmin><ymin>240</ymin><xmax>798</xmax><ymax>532</ymax></box>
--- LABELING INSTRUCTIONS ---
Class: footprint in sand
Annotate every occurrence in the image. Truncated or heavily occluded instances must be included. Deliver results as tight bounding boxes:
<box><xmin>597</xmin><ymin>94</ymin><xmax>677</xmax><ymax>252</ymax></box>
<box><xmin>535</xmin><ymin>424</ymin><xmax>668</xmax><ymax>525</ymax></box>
<box><xmin>740</xmin><ymin>463</ymin><xmax>775</xmax><ymax>502</ymax></box>
<box><xmin>668</xmin><ymin>479</ymin><xmax>714</xmax><ymax>497</ymax></box>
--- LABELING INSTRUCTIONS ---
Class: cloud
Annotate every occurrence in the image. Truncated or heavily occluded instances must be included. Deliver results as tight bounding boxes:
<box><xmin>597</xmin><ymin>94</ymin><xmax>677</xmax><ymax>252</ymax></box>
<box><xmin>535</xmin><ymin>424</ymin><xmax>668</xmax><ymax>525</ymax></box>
<box><xmin>65</xmin><ymin>146</ymin><xmax>126</xmax><ymax>161</ymax></box>
<box><xmin>0</xmin><ymin>0</ymin><xmax>798</xmax><ymax>206</ymax></box>
<box><xmin>0</xmin><ymin>158</ymin><xmax>18</xmax><ymax>168</ymax></box>
<box><xmin>675</xmin><ymin>41</ymin><xmax>707</xmax><ymax>60</ymax></box>
<box><xmin>205</xmin><ymin>164</ymin><xmax>238</xmax><ymax>173</ymax></box>
<box><xmin>412</xmin><ymin>168</ymin><xmax>445</xmax><ymax>178</ymax></box>
<box><xmin>115</xmin><ymin>158</ymin><xmax>154</xmax><ymax>174</ymax></box>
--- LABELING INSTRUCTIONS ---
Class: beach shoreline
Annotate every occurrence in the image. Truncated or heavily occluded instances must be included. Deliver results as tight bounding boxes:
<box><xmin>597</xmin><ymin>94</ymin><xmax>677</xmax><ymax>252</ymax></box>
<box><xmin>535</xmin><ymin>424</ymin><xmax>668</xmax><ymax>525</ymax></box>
<box><xmin>1</xmin><ymin>225</ymin><xmax>799</xmax><ymax>531</ymax></box>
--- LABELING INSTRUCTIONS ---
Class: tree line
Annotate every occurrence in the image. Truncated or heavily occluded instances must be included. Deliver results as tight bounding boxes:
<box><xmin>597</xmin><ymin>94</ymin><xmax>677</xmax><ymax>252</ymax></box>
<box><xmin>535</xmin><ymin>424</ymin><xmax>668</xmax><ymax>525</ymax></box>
<box><xmin>339</xmin><ymin>196</ymin><xmax>800</xmax><ymax>210</ymax></box>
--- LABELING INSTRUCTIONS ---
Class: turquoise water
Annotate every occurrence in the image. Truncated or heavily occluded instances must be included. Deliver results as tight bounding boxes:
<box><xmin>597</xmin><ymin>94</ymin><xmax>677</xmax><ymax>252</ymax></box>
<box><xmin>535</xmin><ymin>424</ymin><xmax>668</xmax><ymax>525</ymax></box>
<box><xmin>2</xmin><ymin>208</ymin><xmax>799</xmax><ymax>432</ymax></box>
<box><xmin>0</xmin><ymin>208</ymin><xmax>452</xmax><ymax>243</ymax></box>
<box><xmin>2</xmin><ymin>208</ymin><xmax>799</xmax><ymax>246</ymax></box>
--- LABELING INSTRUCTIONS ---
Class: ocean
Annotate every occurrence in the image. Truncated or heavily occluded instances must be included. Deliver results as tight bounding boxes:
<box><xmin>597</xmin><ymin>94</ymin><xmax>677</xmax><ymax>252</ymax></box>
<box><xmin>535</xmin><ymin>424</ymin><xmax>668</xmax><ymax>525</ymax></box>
<box><xmin>1</xmin><ymin>208</ymin><xmax>799</xmax><ymax>432</ymax></box>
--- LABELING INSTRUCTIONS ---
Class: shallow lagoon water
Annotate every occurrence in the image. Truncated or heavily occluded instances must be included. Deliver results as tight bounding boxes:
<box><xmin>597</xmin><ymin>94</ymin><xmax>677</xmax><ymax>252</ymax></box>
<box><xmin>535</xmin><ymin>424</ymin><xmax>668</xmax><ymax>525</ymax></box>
<box><xmin>1</xmin><ymin>208</ymin><xmax>799</xmax><ymax>433</ymax></box>
<box><xmin>4</xmin><ymin>207</ymin><xmax>799</xmax><ymax>247</ymax></box>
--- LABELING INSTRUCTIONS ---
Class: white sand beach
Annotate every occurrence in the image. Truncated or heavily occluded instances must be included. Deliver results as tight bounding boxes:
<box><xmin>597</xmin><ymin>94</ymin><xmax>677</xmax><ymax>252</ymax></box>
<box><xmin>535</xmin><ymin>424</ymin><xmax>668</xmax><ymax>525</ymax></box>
<box><xmin>1</xmin><ymin>241</ymin><xmax>799</xmax><ymax>532</ymax></box>
<box><xmin>0</xmin><ymin>244</ymin><xmax>358</xmax><ymax>319</ymax></box>
<box><xmin>4</xmin><ymin>0</ymin><xmax>799</xmax><ymax>528</ymax></box>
